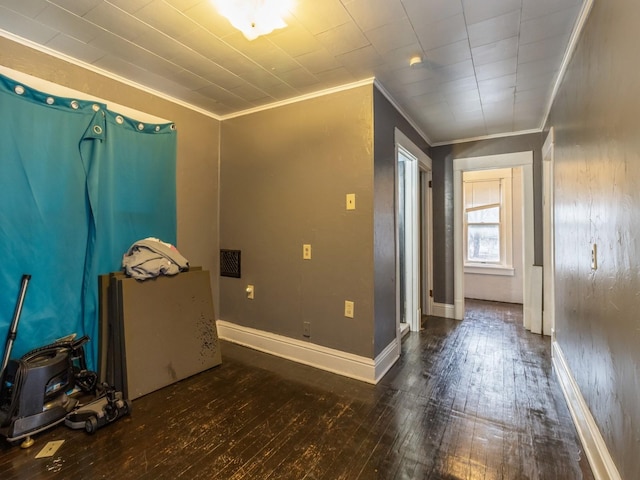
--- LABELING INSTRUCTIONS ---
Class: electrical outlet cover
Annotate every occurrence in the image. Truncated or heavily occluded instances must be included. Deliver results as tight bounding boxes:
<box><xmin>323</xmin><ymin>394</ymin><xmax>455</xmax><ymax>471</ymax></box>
<box><xmin>346</xmin><ymin>193</ymin><xmax>356</xmax><ymax>210</ymax></box>
<box><xmin>303</xmin><ymin>244</ymin><xmax>312</xmax><ymax>259</ymax></box>
<box><xmin>36</xmin><ymin>440</ymin><xmax>65</xmax><ymax>458</ymax></box>
<box><xmin>344</xmin><ymin>300</ymin><xmax>354</xmax><ymax>318</ymax></box>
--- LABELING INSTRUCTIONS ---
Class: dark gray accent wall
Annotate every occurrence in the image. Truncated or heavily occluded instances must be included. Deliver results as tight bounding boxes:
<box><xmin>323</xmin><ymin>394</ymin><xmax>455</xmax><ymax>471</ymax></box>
<box><xmin>430</xmin><ymin>152</ymin><xmax>454</xmax><ymax>306</ymax></box>
<box><xmin>430</xmin><ymin>133</ymin><xmax>543</xmax><ymax>305</ymax></box>
<box><xmin>547</xmin><ymin>1</ymin><xmax>640</xmax><ymax>478</ymax></box>
<box><xmin>0</xmin><ymin>37</ymin><xmax>221</xmax><ymax>310</ymax></box>
<box><xmin>219</xmin><ymin>86</ymin><xmax>376</xmax><ymax>358</ymax></box>
<box><xmin>372</xmin><ymin>87</ymin><xmax>430</xmax><ymax>356</ymax></box>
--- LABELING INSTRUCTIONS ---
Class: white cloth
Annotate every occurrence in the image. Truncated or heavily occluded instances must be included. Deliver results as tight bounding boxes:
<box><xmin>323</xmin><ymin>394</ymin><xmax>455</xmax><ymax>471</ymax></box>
<box><xmin>122</xmin><ymin>237</ymin><xmax>189</xmax><ymax>280</ymax></box>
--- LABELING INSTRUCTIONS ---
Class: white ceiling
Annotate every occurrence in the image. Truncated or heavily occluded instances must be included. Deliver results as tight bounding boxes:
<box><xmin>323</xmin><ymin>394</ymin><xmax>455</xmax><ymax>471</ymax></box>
<box><xmin>0</xmin><ymin>0</ymin><xmax>584</xmax><ymax>144</ymax></box>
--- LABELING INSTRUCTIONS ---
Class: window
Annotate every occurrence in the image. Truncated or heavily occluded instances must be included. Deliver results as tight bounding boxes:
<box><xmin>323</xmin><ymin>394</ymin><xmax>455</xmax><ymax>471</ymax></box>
<box><xmin>467</xmin><ymin>203</ymin><xmax>500</xmax><ymax>262</ymax></box>
<box><xmin>463</xmin><ymin>169</ymin><xmax>513</xmax><ymax>273</ymax></box>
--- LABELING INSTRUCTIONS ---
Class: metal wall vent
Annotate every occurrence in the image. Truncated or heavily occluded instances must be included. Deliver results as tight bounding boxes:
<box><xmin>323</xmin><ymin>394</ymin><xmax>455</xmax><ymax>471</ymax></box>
<box><xmin>220</xmin><ymin>249</ymin><xmax>241</xmax><ymax>278</ymax></box>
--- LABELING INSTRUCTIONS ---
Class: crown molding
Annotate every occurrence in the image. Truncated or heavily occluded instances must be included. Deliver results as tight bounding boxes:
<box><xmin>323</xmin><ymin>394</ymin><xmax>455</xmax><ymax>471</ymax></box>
<box><xmin>432</xmin><ymin>128</ymin><xmax>542</xmax><ymax>147</ymax></box>
<box><xmin>540</xmin><ymin>0</ymin><xmax>595</xmax><ymax>130</ymax></box>
<box><xmin>373</xmin><ymin>79</ymin><xmax>432</xmax><ymax>147</ymax></box>
<box><xmin>220</xmin><ymin>77</ymin><xmax>375</xmax><ymax>120</ymax></box>
<box><xmin>429</xmin><ymin>0</ymin><xmax>594</xmax><ymax>148</ymax></box>
<box><xmin>0</xmin><ymin>29</ymin><xmax>222</xmax><ymax>120</ymax></box>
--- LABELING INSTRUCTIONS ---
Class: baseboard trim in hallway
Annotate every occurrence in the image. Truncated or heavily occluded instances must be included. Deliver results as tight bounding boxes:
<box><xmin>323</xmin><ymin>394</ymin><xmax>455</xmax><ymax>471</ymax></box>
<box><xmin>216</xmin><ymin>320</ymin><xmax>399</xmax><ymax>384</ymax></box>
<box><xmin>432</xmin><ymin>302</ymin><xmax>455</xmax><ymax>318</ymax></box>
<box><xmin>553</xmin><ymin>341</ymin><xmax>622</xmax><ymax>480</ymax></box>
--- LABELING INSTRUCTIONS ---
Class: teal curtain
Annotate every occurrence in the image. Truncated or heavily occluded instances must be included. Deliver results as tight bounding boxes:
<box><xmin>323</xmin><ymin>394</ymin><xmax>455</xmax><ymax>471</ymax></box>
<box><xmin>82</xmin><ymin>110</ymin><xmax>177</xmax><ymax>365</ymax></box>
<box><xmin>0</xmin><ymin>73</ymin><xmax>177</xmax><ymax>370</ymax></box>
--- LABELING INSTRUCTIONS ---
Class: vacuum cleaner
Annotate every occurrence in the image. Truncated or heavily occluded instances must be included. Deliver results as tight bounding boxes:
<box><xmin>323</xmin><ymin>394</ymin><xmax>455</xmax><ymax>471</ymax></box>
<box><xmin>65</xmin><ymin>382</ymin><xmax>132</xmax><ymax>434</ymax></box>
<box><xmin>0</xmin><ymin>275</ymin><xmax>96</xmax><ymax>447</ymax></box>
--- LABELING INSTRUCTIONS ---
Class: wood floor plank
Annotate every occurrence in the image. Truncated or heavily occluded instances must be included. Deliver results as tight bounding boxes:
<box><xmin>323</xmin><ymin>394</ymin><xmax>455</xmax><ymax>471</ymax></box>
<box><xmin>0</xmin><ymin>300</ymin><xmax>595</xmax><ymax>479</ymax></box>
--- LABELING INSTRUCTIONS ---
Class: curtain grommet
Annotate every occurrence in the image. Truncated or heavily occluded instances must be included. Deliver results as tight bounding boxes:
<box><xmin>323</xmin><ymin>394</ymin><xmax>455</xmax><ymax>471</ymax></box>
<box><xmin>170</xmin><ymin>124</ymin><xmax>176</xmax><ymax>131</ymax></box>
<box><xmin>92</xmin><ymin>104</ymin><xmax>100</xmax><ymax>112</ymax></box>
<box><xmin>46</xmin><ymin>97</ymin><xmax>55</xmax><ymax>105</ymax></box>
<box><xmin>14</xmin><ymin>85</ymin><xmax>25</xmax><ymax>95</ymax></box>
<box><xmin>115</xmin><ymin>115</ymin><xmax>124</xmax><ymax>124</ymax></box>
<box><xmin>137</xmin><ymin>123</ymin><xmax>145</xmax><ymax>131</ymax></box>
<box><xmin>71</xmin><ymin>100</ymin><xmax>79</xmax><ymax>110</ymax></box>
<box><xmin>155</xmin><ymin>126</ymin><xmax>160</xmax><ymax>132</ymax></box>
<box><xmin>93</xmin><ymin>125</ymin><xmax>103</xmax><ymax>135</ymax></box>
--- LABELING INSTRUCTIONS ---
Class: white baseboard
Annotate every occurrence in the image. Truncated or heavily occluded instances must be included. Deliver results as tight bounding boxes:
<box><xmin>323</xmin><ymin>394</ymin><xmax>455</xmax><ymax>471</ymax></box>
<box><xmin>432</xmin><ymin>302</ymin><xmax>456</xmax><ymax>319</ymax></box>
<box><xmin>400</xmin><ymin>322</ymin><xmax>410</xmax><ymax>338</ymax></box>
<box><xmin>552</xmin><ymin>341</ymin><xmax>622</xmax><ymax>480</ymax></box>
<box><xmin>216</xmin><ymin>320</ymin><xmax>399</xmax><ymax>384</ymax></box>
<box><xmin>373</xmin><ymin>337</ymin><xmax>400</xmax><ymax>383</ymax></box>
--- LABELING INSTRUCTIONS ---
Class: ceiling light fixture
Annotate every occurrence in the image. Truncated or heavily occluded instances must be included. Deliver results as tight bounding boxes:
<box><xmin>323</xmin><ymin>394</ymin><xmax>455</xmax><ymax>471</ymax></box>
<box><xmin>213</xmin><ymin>0</ymin><xmax>294</xmax><ymax>41</ymax></box>
<box><xmin>409</xmin><ymin>55</ymin><xmax>423</xmax><ymax>68</ymax></box>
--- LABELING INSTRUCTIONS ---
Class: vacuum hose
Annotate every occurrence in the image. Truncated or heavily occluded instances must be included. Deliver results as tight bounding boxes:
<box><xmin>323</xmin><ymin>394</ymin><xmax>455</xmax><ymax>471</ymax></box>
<box><xmin>0</xmin><ymin>274</ymin><xmax>31</xmax><ymax>385</ymax></box>
<box><xmin>0</xmin><ymin>360</ymin><xmax>27</xmax><ymax>427</ymax></box>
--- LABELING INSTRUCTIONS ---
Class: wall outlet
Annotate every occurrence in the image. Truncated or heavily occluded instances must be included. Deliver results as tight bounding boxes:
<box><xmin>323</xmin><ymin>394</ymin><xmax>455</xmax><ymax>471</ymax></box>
<box><xmin>303</xmin><ymin>244</ymin><xmax>312</xmax><ymax>260</ymax></box>
<box><xmin>346</xmin><ymin>193</ymin><xmax>356</xmax><ymax>210</ymax></box>
<box><xmin>303</xmin><ymin>321</ymin><xmax>311</xmax><ymax>338</ymax></box>
<box><xmin>344</xmin><ymin>300</ymin><xmax>354</xmax><ymax>318</ymax></box>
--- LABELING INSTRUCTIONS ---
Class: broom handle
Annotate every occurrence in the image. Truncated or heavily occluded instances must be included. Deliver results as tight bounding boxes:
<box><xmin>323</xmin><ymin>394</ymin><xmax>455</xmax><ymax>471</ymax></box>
<box><xmin>0</xmin><ymin>274</ymin><xmax>31</xmax><ymax>381</ymax></box>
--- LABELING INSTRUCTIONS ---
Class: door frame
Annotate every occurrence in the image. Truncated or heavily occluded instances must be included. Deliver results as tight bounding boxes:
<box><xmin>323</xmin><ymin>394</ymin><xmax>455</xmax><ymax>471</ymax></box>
<box><xmin>542</xmin><ymin>128</ymin><xmax>555</xmax><ymax>337</ymax></box>
<box><xmin>395</xmin><ymin>128</ymin><xmax>432</xmax><ymax>336</ymax></box>
<box><xmin>453</xmin><ymin>151</ymin><xmax>537</xmax><ymax>329</ymax></box>
<box><xmin>420</xmin><ymin>167</ymin><xmax>433</xmax><ymax>319</ymax></box>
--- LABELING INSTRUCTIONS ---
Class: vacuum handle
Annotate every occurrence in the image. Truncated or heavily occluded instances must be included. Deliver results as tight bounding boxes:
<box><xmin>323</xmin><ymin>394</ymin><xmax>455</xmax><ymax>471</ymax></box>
<box><xmin>0</xmin><ymin>274</ymin><xmax>31</xmax><ymax>381</ymax></box>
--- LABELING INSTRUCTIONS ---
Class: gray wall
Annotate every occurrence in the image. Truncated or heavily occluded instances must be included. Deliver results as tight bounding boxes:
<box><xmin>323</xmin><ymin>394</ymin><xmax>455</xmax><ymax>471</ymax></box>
<box><xmin>219</xmin><ymin>85</ymin><xmax>430</xmax><ymax>359</ymax></box>
<box><xmin>219</xmin><ymin>86</ymin><xmax>376</xmax><ymax>358</ymax></box>
<box><xmin>0</xmin><ymin>37</ymin><xmax>221</xmax><ymax>311</ymax></box>
<box><xmin>547</xmin><ymin>1</ymin><xmax>640</xmax><ymax>478</ymax></box>
<box><xmin>430</xmin><ymin>133</ymin><xmax>543</xmax><ymax>305</ymax></box>
<box><xmin>372</xmin><ymin>87</ymin><xmax>429</xmax><ymax>355</ymax></box>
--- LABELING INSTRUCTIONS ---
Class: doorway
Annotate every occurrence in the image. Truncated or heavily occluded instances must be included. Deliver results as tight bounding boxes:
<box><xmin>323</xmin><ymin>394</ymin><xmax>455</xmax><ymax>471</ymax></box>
<box><xmin>395</xmin><ymin>129</ymin><xmax>432</xmax><ymax>337</ymax></box>
<box><xmin>462</xmin><ymin>167</ymin><xmax>523</xmax><ymax>304</ymax></box>
<box><xmin>453</xmin><ymin>151</ymin><xmax>540</xmax><ymax>330</ymax></box>
<box><xmin>397</xmin><ymin>147</ymin><xmax>418</xmax><ymax>333</ymax></box>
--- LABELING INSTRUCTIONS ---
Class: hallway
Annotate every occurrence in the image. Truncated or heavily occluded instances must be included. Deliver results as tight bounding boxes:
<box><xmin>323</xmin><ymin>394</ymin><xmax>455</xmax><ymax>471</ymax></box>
<box><xmin>0</xmin><ymin>300</ymin><xmax>593</xmax><ymax>479</ymax></box>
<box><xmin>381</xmin><ymin>299</ymin><xmax>594</xmax><ymax>478</ymax></box>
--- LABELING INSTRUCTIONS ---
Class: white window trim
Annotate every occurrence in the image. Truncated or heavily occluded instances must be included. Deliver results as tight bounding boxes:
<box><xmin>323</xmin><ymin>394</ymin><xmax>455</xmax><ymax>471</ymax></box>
<box><xmin>463</xmin><ymin>169</ymin><xmax>513</xmax><ymax>274</ymax></box>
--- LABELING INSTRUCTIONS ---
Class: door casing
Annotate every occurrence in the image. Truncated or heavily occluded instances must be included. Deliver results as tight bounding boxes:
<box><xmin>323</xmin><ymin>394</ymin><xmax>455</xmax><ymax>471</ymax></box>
<box><xmin>394</xmin><ymin>129</ymin><xmax>432</xmax><ymax>344</ymax></box>
<box><xmin>453</xmin><ymin>151</ymin><xmax>538</xmax><ymax>330</ymax></box>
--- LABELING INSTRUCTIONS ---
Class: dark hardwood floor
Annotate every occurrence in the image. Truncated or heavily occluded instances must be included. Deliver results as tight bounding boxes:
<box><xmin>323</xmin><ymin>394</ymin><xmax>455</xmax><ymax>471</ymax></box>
<box><xmin>0</xmin><ymin>300</ymin><xmax>594</xmax><ymax>479</ymax></box>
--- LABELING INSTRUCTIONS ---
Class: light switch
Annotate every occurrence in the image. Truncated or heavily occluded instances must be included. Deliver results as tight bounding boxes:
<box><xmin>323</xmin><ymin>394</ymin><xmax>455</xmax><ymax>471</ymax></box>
<box><xmin>591</xmin><ymin>243</ymin><xmax>597</xmax><ymax>270</ymax></box>
<box><xmin>303</xmin><ymin>244</ymin><xmax>312</xmax><ymax>260</ymax></box>
<box><xmin>246</xmin><ymin>285</ymin><xmax>254</xmax><ymax>299</ymax></box>
<box><xmin>346</xmin><ymin>193</ymin><xmax>356</xmax><ymax>210</ymax></box>
<box><xmin>344</xmin><ymin>300</ymin><xmax>354</xmax><ymax>318</ymax></box>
